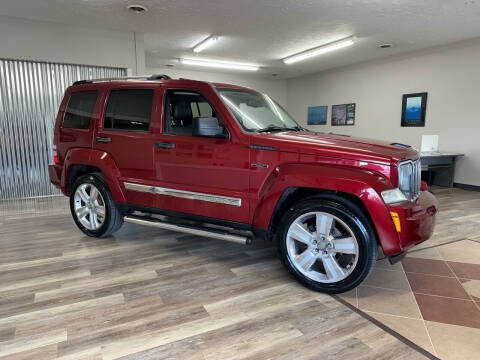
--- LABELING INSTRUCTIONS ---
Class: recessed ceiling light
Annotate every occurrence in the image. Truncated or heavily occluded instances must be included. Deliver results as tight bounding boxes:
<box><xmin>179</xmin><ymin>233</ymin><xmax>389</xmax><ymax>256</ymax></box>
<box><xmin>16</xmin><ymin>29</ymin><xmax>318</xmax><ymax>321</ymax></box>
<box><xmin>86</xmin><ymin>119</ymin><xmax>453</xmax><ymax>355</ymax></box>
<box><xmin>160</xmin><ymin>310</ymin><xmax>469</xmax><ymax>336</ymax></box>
<box><xmin>378</xmin><ymin>43</ymin><xmax>393</xmax><ymax>49</ymax></box>
<box><xmin>193</xmin><ymin>36</ymin><xmax>219</xmax><ymax>53</ymax></box>
<box><xmin>126</xmin><ymin>4</ymin><xmax>148</xmax><ymax>13</ymax></box>
<box><xmin>283</xmin><ymin>36</ymin><xmax>355</xmax><ymax>64</ymax></box>
<box><xmin>180</xmin><ymin>58</ymin><xmax>259</xmax><ymax>71</ymax></box>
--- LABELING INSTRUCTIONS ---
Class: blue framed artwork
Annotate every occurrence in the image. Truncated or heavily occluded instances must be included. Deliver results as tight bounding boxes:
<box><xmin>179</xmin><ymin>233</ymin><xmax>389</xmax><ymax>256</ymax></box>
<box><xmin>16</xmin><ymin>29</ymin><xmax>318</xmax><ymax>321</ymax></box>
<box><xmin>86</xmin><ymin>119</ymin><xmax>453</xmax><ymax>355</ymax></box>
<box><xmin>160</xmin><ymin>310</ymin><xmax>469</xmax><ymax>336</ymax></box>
<box><xmin>401</xmin><ymin>92</ymin><xmax>427</xmax><ymax>127</ymax></box>
<box><xmin>307</xmin><ymin>106</ymin><xmax>328</xmax><ymax>125</ymax></box>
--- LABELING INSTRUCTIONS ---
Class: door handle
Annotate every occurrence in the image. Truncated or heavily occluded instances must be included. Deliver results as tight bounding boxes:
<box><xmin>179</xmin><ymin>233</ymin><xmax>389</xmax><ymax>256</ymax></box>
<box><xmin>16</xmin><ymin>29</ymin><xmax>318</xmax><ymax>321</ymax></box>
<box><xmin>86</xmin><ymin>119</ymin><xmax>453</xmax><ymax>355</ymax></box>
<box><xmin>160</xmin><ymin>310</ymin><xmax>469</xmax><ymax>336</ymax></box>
<box><xmin>95</xmin><ymin>137</ymin><xmax>111</xmax><ymax>143</ymax></box>
<box><xmin>154</xmin><ymin>142</ymin><xmax>175</xmax><ymax>149</ymax></box>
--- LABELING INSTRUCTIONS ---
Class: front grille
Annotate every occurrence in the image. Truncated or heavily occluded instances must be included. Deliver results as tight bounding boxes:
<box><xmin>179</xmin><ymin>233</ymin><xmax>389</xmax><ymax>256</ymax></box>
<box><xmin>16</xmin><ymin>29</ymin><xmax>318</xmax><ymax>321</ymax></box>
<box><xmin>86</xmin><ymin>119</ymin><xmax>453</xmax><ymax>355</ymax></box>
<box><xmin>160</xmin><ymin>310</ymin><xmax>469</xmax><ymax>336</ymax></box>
<box><xmin>412</xmin><ymin>159</ymin><xmax>421</xmax><ymax>201</ymax></box>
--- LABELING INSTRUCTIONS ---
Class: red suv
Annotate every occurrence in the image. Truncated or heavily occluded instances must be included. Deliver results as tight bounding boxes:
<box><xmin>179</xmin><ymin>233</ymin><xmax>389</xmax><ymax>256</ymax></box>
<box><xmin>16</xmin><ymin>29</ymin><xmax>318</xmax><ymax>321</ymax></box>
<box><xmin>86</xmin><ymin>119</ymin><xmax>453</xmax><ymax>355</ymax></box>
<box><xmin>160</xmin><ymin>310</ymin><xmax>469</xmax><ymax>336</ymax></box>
<box><xmin>49</xmin><ymin>75</ymin><xmax>437</xmax><ymax>293</ymax></box>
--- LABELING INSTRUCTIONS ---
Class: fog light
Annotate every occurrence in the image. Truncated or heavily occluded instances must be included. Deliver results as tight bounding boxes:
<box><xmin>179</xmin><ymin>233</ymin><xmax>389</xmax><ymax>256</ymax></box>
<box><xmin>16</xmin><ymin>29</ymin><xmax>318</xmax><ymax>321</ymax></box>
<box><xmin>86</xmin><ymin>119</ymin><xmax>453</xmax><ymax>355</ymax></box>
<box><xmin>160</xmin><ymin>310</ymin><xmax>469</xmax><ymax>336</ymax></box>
<box><xmin>390</xmin><ymin>212</ymin><xmax>401</xmax><ymax>233</ymax></box>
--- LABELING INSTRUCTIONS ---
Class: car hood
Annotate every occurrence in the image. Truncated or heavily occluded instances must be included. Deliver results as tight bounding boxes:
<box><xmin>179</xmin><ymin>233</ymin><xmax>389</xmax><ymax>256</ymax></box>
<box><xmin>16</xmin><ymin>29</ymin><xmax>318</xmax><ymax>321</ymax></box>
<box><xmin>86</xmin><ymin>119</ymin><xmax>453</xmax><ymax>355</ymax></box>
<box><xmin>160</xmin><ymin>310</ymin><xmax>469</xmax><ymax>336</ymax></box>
<box><xmin>251</xmin><ymin>131</ymin><xmax>418</xmax><ymax>165</ymax></box>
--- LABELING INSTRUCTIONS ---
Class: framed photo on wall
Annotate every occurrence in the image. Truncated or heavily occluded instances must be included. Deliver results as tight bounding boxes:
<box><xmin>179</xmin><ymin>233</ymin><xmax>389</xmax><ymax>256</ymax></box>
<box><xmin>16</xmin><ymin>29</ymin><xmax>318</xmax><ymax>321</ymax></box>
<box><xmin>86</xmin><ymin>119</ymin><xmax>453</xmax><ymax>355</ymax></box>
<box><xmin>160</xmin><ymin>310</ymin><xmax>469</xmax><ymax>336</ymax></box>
<box><xmin>307</xmin><ymin>105</ymin><xmax>328</xmax><ymax>125</ymax></box>
<box><xmin>401</xmin><ymin>92</ymin><xmax>427</xmax><ymax>127</ymax></box>
<box><xmin>332</xmin><ymin>103</ymin><xmax>355</xmax><ymax>126</ymax></box>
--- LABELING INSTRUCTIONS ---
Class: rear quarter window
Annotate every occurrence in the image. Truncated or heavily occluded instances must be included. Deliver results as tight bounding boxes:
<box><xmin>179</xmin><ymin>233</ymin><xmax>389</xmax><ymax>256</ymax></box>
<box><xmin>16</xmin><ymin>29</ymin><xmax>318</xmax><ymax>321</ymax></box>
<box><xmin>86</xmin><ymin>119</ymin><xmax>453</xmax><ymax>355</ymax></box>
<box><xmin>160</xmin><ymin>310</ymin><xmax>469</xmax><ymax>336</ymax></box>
<box><xmin>63</xmin><ymin>91</ymin><xmax>98</xmax><ymax>129</ymax></box>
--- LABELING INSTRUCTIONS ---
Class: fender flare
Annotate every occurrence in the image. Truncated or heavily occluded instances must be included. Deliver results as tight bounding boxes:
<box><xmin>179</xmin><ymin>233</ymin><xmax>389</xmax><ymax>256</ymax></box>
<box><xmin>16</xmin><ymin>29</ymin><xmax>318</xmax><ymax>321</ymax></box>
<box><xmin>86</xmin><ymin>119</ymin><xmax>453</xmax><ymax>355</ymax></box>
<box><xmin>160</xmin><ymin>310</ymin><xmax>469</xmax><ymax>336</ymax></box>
<box><xmin>62</xmin><ymin>148</ymin><xmax>126</xmax><ymax>203</ymax></box>
<box><xmin>252</xmin><ymin>163</ymin><xmax>401</xmax><ymax>256</ymax></box>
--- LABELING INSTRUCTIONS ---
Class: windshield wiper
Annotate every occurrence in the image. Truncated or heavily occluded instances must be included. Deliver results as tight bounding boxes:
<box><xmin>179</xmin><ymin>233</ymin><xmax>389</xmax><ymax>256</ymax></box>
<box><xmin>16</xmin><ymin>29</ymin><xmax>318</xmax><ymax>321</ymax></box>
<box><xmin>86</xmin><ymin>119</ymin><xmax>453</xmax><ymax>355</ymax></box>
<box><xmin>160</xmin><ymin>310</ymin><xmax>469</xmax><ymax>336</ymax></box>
<box><xmin>256</xmin><ymin>126</ymin><xmax>289</xmax><ymax>133</ymax></box>
<box><xmin>256</xmin><ymin>125</ymin><xmax>304</xmax><ymax>133</ymax></box>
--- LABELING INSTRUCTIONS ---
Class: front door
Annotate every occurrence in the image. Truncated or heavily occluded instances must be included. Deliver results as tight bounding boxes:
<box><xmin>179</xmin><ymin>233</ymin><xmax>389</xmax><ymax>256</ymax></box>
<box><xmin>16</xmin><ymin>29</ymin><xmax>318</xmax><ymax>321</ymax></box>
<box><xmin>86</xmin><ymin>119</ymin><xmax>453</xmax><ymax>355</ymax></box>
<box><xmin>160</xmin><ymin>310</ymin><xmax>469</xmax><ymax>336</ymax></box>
<box><xmin>153</xmin><ymin>86</ymin><xmax>250</xmax><ymax>224</ymax></box>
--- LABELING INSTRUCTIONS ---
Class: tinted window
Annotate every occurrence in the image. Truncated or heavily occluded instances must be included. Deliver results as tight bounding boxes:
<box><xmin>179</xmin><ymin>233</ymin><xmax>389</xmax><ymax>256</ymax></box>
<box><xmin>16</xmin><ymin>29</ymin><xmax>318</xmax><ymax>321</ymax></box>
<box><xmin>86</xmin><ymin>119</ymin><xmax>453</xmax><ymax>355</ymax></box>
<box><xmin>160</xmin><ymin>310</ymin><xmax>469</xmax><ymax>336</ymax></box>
<box><xmin>164</xmin><ymin>90</ymin><xmax>221</xmax><ymax>136</ymax></box>
<box><xmin>63</xmin><ymin>91</ymin><xmax>98</xmax><ymax>129</ymax></box>
<box><xmin>104</xmin><ymin>89</ymin><xmax>154</xmax><ymax>131</ymax></box>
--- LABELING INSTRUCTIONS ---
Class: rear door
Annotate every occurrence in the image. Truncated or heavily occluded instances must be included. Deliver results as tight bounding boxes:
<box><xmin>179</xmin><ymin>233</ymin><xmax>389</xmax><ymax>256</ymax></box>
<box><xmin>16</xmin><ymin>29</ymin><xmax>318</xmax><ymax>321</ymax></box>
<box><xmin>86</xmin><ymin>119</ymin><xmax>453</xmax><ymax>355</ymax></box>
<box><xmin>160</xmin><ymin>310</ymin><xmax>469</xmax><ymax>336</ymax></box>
<box><xmin>94</xmin><ymin>85</ymin><xmax>160</xmax><ymax>208</ymax></box>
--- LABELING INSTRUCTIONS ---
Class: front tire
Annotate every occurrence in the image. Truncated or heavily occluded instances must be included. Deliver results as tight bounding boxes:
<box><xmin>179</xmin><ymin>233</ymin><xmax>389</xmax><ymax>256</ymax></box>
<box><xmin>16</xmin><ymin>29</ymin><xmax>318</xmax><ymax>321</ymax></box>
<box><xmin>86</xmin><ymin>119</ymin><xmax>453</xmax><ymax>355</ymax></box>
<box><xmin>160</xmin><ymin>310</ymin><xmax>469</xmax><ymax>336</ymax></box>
<box><xmin>70</xmin><ymin>173</ymin><xmax>123</xmax><ymax>237</ymax></box>
<box><xmin>278</xmin><ymin>195</ymin><xmax>377</xmax><ymax>293</ymax></box>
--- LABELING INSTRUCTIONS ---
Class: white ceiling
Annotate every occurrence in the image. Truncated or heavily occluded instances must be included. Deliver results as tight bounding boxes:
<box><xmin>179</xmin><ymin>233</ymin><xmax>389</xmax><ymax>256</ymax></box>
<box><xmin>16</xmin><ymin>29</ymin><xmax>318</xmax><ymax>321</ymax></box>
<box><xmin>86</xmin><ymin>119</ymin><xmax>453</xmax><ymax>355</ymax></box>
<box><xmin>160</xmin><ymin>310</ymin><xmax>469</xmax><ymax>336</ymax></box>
<box><xmin>1</xmin><ymin>0</ymin><xmax>480</xmax><ymax>78</ymax></box>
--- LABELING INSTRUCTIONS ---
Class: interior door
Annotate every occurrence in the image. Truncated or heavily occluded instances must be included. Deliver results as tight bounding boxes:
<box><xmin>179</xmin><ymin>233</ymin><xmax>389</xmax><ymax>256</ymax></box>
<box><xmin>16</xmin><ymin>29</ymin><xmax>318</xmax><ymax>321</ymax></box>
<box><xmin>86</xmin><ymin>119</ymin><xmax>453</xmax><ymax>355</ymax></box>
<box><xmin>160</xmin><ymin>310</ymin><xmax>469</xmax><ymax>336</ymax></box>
<box><xmin>153</xmin><ymin>86</ymin><xmax>250</xmax><ymax>224</ymax></box>
<box><xmin>94</xmin><ymin>85</ymin><xmax>159</xmax><ymax>208</ymax></box>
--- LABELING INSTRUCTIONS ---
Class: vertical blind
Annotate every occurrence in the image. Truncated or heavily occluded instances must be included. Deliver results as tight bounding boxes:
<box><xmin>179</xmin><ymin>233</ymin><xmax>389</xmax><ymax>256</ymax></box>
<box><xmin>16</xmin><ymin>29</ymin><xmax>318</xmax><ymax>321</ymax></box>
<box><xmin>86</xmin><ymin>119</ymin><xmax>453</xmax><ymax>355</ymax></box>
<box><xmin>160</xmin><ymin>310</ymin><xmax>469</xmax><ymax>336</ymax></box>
<box><xmin>0</xmin><ymin>59</ymin><xmax>126</xmax><ymax>199</ymax></box>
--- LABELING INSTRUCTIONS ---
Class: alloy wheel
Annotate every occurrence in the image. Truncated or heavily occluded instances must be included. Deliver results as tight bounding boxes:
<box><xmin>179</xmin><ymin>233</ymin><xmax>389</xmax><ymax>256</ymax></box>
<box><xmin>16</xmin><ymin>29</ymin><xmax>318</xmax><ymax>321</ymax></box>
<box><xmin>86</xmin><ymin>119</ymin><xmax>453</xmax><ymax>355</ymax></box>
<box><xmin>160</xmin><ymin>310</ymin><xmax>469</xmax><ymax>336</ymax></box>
<box><xmin>286</xmin><ymin>211</ymin><xmax>359</xmax><ymax>283</ymax></box>
<box><xmin>73</xmin><ymin>183</ymin><xmax>106</xmax><ymax>231</ymax></box>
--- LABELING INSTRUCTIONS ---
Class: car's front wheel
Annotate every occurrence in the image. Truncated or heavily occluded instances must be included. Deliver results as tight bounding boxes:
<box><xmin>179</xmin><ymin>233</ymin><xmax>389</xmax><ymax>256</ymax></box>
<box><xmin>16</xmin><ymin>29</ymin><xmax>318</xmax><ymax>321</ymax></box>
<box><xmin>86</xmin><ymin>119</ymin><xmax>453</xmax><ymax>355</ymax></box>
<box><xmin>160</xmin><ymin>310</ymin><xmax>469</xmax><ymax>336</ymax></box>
<box><xmin>278</xmin><ymin>195</ymin><xmax>377</xmax><ymax>293</ymax></box>
<box><xmin>70</xmin><ymin>173</ymin><xmax>123</xmax><ymax>237</ymax></box>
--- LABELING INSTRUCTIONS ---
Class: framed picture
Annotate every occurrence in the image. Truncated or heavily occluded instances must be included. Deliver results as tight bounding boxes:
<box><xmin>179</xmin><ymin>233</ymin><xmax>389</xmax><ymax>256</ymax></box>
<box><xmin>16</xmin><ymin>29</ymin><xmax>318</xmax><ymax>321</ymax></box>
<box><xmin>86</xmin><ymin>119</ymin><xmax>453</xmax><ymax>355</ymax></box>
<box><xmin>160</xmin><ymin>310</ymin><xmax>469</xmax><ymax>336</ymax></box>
<box><xmin>332</xmin><ymin>103</ymin><xmax>355</xmax><ymax>126</ymax></box>
<box><xmin>307</xmin><ymin>105</ymin><xmax>328</xmax><ymax>125</ymax></box>
<box><xmin>401</xmin><ymin>92</ymin><xmax>427</xmax><ymax>127</ymax></box>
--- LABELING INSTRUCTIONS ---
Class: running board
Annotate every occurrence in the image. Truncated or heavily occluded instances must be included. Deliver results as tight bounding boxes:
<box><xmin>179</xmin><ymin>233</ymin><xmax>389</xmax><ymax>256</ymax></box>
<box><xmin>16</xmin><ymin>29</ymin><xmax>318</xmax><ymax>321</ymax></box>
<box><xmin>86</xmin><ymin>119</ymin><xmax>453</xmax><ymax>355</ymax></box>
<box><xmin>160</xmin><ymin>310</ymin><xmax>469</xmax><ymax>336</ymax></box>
<box><xmin>124</xmin><ymin>215</ymin><xmax>253</xmax><ymax>245</ymax></box>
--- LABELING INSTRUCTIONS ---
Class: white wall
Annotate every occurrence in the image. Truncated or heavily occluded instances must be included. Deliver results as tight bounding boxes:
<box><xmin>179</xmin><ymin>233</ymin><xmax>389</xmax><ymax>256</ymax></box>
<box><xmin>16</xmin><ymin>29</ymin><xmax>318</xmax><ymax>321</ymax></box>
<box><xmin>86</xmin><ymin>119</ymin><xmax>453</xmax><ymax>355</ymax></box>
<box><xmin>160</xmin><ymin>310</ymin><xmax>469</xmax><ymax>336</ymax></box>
<box><xmin>287</xmin><ymin>39</ymin><xmax>480</xmax><ymax>186</ymax></box>
<box><xmin>0</xmin><ymin>16</ymin><xmax>141</xmax><ymax>73</ymax></box>
<box><xmin>146</xmin><ymin>67</ymin><xmax>287</xmax><ymax>106</ymax></box>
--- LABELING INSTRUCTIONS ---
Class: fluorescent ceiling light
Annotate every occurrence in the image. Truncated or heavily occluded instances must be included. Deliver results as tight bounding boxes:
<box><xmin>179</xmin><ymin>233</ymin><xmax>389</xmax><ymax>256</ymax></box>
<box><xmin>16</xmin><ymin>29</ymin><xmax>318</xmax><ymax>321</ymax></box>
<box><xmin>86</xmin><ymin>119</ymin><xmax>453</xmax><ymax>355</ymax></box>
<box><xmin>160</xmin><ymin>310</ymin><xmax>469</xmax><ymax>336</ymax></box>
<box><xmin>283</xmin><ymin>37</ymin><xmax>355</xmax><ymax>64</ymax></box>
<box><xmin>180</xmin><ymin>58</ymin><xmax>259</xmax><ymax>71</ymax></box>
<box><xmin>193</xmin><ymin>36</ymin><xmax>219</xmax><ymax>53</ymax></box>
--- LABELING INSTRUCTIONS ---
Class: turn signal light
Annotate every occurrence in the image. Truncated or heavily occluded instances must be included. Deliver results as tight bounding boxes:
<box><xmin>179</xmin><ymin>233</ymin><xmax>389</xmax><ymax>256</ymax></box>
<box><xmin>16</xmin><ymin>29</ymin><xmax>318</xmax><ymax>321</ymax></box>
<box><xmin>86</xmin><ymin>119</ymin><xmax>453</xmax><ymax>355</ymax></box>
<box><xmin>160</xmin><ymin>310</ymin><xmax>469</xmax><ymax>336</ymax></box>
<box><xmin>421</xmin><ymin>180</ymin><xmax>428</xmax><ymax>191</ymax></box>
<box><xmin>390</xmin><ymin>211</ymin><xmax>401</xmax><ymax>233</ymax></box>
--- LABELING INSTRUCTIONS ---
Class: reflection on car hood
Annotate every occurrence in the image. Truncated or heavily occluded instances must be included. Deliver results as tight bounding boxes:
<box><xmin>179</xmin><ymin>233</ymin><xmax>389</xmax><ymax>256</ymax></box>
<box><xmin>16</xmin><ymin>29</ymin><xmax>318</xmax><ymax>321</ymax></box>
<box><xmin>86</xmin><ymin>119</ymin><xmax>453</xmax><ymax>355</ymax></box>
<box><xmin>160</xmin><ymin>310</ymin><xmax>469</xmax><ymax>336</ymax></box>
<box><xmin>251</xmin><ymin>131</ymin><xmax>419</xmax><ymax>165</ymax></box>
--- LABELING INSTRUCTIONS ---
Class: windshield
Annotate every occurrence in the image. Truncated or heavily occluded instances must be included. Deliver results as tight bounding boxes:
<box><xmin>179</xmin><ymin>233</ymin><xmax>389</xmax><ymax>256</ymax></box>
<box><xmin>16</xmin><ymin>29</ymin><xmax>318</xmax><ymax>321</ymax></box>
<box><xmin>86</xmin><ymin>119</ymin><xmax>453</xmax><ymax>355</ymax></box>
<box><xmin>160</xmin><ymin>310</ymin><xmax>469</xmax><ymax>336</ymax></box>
<box><xmin>218</xmin><ymin>89</ymin><xmax>301</xmax><ymax>132</ymax></box>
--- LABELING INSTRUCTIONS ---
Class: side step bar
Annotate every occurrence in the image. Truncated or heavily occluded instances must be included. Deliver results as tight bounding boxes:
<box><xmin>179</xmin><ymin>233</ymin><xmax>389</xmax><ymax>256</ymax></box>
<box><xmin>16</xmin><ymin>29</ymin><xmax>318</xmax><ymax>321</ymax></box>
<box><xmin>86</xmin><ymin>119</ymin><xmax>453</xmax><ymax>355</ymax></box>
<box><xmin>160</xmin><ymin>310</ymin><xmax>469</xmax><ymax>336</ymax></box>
<box><xmin>124</xmin><ymin>216</ymin><xmax>253</xmax><ymax>245</ymax></box>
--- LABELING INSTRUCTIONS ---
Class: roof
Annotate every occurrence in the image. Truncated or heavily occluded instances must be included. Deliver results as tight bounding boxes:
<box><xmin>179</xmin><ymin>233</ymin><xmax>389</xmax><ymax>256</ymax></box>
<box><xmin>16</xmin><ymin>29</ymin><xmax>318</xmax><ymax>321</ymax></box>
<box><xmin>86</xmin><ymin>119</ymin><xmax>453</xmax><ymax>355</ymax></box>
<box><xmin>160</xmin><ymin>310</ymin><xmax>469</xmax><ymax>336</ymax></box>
<box><xmin>70</xmin><ymin>75</ymin><xmax>258</xmax><ymax>93</ymax></box>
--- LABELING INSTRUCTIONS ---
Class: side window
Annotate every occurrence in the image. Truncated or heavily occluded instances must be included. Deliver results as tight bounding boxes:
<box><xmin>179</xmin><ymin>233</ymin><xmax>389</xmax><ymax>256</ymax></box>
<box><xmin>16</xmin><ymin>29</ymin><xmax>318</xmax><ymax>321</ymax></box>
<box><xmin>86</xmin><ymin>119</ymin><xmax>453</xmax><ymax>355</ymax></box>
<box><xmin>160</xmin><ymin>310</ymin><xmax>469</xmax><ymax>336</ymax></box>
<box><xmin>63</xmin><ymin>91</ymin><xmax>98</xmax><ymax>129</ymax></box>
<box><xmin>104</xmin><ymin>89</ymin><xmax>154</xmax><ymax>131</ymax></box>
<box><xmin>163</xmin><ymin>90</ymin><xmax>223</xmax><ymax>136</ymax></box>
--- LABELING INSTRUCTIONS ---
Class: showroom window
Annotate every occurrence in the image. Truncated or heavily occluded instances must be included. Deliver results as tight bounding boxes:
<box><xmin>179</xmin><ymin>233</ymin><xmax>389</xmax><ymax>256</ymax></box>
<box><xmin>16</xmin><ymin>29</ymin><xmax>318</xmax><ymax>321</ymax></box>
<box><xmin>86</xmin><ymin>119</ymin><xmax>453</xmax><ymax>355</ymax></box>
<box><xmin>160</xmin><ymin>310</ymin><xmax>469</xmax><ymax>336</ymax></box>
<box><xmin>103</xmin><ymin>89</ymin><xmax>154</xmax><ymax>131</ymax></box>
<box><xmin>63</xmin><ymin>91</ymin><xmax>98</xmax><ymax>129</ymax></box>
<box><xmin>163</xmin><ymin>90</ymin><xmax>224</xmax><ymax>136</ymax></box>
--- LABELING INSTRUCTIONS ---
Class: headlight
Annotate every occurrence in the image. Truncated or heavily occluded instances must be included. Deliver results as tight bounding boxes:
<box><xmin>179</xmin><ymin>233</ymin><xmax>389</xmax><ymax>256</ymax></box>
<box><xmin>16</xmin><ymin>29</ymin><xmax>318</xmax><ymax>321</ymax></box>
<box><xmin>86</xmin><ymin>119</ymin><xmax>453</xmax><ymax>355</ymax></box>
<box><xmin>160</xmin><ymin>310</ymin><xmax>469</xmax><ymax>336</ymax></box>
<box><xmin>398</xmin><ymin>161</ymin><xmax>414</xmax><ymax>200</ymax></box>
<box><xmin>381</xmin><ymin>188</ymin><xmax>407</xmax><ymax>204</ymax></box>
<box><xmin>382</xmin><ymin>160</ymin><xmax>421</xmax><ymax>204</ymax></box>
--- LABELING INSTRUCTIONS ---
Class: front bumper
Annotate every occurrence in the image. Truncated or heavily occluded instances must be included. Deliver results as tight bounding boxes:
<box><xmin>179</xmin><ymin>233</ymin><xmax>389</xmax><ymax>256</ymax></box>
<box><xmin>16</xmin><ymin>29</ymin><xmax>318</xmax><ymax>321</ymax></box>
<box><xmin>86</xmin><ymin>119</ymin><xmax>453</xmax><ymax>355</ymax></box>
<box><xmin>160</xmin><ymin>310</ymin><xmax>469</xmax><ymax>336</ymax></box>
<box><xmin>387</xmin><ymin>190</ymin><xmax>438</xmax><ymax>252</ymax></box>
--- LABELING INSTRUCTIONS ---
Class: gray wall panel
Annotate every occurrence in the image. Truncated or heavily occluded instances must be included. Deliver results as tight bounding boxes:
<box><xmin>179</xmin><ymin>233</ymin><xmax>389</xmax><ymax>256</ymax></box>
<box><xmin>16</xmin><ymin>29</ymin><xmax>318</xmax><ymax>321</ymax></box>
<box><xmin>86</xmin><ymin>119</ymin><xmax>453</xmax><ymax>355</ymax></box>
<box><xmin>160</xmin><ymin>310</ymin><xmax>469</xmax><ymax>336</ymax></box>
<box><xmin>0</xmin><ymin>59</ymin><xmax>125</xmax><ymax>199</ymax></box>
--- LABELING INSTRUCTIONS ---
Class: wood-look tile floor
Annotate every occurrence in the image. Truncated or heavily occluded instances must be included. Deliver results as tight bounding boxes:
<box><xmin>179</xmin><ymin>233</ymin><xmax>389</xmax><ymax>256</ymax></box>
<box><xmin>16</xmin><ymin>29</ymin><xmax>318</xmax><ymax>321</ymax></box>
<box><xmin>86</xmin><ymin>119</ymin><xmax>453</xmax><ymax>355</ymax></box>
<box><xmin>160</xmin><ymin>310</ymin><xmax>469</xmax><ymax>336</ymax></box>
<box><xmin>3</xmin><ymin>190</ymin><xmax>473</xmax><ymax>359</ymax></box>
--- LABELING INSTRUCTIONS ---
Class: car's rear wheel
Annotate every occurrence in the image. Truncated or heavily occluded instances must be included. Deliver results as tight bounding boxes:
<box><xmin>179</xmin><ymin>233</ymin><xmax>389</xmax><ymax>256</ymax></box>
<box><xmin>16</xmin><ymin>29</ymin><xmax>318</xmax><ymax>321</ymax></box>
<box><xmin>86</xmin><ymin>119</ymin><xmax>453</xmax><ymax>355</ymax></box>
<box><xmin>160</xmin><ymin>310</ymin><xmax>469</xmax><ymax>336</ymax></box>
<box><xmin>278</xmin><ymin>196</ymin><xmax>377</xmax><ymax>293</ymax></box>
<box><xmin>70</xmin><ymin>174</ymin><xmax>123</xmax><ymax>237</ymax></box>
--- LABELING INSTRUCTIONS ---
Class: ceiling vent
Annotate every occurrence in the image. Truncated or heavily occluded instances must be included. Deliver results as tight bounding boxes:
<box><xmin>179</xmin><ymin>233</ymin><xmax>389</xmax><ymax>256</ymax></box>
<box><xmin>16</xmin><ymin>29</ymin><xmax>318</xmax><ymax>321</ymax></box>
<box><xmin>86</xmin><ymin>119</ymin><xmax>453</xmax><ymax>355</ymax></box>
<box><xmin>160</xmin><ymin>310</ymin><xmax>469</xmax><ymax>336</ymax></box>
<box><xmin>127</xmin><ymin>4</ymin><xmax>148</xmax><ymax>13</ymax></box>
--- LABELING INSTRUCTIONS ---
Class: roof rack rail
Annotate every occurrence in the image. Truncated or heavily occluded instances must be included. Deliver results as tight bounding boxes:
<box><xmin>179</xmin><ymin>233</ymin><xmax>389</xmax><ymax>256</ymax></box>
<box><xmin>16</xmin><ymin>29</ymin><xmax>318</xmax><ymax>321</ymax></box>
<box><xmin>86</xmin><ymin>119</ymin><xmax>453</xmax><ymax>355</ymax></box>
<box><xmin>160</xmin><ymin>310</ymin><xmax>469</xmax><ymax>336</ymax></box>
<box><xmin>72</xmin><ymin>74</ymin><xmax>171</xmax><ymax>86</ymax></box>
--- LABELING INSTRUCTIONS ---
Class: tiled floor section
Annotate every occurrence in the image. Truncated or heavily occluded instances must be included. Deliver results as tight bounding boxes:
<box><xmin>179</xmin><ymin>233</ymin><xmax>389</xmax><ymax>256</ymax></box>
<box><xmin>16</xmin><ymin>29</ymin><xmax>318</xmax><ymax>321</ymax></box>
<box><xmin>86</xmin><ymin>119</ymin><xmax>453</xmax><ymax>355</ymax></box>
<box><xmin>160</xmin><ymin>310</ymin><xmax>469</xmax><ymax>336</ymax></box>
<box><xmin>340</xmin><ymin>187</ymin><xmax>480</xmax><ymax>359</ymax></box>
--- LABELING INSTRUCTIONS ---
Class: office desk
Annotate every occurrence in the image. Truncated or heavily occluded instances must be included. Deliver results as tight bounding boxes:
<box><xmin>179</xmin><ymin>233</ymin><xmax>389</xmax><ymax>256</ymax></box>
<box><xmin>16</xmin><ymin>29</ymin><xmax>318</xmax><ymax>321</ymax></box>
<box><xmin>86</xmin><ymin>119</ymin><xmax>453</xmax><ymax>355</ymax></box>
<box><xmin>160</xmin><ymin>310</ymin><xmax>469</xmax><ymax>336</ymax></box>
<box><xmin>420</xmin><ymin>152</ymin><xmax>464</xmax><ymax>188</ymax></box>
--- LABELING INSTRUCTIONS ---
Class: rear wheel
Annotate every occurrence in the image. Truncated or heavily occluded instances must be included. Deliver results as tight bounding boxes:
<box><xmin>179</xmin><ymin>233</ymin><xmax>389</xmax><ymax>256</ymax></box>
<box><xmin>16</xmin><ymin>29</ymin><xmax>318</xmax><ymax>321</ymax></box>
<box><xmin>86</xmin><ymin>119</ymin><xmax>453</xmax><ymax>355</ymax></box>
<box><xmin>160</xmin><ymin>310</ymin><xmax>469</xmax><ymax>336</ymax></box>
<box><xmin>70</xmin><ymin>174</ymin><xmax>123</xmax><ymax>237</ymax></box>
<box><xmin>278</xmin><ymin>196</ymin><xmax>377</xmax><ymax>293</ymax></box>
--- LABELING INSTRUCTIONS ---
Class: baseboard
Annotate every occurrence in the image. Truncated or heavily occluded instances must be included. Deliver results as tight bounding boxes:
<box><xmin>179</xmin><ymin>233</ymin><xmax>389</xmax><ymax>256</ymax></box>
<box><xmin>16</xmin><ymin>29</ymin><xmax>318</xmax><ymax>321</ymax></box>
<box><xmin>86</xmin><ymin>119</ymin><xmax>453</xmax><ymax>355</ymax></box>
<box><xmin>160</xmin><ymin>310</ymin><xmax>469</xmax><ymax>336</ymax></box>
<box><xmin>453</xmin><ymin>182</ymin><xmax>480</xmax><ymax>192</ymax></box>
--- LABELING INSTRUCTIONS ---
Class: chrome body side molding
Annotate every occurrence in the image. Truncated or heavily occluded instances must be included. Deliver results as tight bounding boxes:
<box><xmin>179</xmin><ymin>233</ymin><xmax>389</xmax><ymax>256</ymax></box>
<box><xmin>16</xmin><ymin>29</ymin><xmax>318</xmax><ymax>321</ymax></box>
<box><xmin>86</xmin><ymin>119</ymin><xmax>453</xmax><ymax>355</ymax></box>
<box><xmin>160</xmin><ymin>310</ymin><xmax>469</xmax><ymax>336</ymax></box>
<box><xmin>124</xmin><ymin>182</ymin><xmax>242</xmax><ymax>207</ymax></box>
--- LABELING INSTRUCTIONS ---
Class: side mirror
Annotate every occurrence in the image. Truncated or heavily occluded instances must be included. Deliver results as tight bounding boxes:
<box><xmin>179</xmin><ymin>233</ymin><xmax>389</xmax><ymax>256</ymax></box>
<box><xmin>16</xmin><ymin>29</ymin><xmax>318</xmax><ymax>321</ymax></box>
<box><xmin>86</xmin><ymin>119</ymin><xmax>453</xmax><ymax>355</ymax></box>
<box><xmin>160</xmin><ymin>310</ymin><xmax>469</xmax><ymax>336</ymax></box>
<box><xmin>193</xmin><ymin>117</ymin><xmax>227</xmax><ymax>138</ymax></box>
